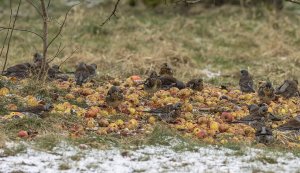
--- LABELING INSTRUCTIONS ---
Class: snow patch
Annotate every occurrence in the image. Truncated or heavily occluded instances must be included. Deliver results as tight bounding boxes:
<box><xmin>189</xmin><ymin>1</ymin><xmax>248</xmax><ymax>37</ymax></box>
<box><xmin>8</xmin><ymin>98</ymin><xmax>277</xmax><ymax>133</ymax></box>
<box><xmin>0</xmin><ymin>143</ymin><xmax>300</xmax><ymax>173</ymax></box>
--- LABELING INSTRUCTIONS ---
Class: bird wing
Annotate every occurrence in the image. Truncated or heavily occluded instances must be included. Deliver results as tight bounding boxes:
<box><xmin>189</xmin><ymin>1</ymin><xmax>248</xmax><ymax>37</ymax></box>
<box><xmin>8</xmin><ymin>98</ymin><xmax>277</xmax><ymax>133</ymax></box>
<box><xmin>277</xmin><ymin>82</ymin><xmax>289</xmax><ymax>93</ymax></box>
<box><xmin>268</xmin><ymin>113</ymin><xmax>282</xmax><ymax>121</ymax></box>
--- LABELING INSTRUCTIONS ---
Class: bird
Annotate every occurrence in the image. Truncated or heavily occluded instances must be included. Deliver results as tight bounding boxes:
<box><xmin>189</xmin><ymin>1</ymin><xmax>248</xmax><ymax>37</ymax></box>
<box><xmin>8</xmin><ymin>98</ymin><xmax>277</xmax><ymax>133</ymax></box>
<box><xmin>255</xmin><ymin>126</ymin><xmax>274</xmax><ymax>144</ymax></box>
<box><xmin>149</xmin><ymin>71</ymin><xmax>159</xmax><ymax>78</ymax></box>
<box><xmin>33</xmin><ymin>53</ymin><xmax>43</xmax><ymax>63</ymax></box>
<box><xmin>256</xmin><ymin>104</ymin><xmax>282</xmax><ymax>122</ymax></box>
<box><xmin>86</xmin><ymin>63</ymin><xmax>97</xmax><ymax>76</ymax></box>
<box><xmin>275</xmin><ymin>79</ymin><xmax>299</xmax><ymax>99</ymax></box>
<box><xmin>231</xmin><ymin>103</ymin><xmax>281</xmax><ymax>126</ymax></box>
<box><xmin>233</xmin><ymin>105</ymin><xmax>267</xmax><ymax>123</ymax></box>
<box><xmin>143</xmin><ymin>103</ymin><xmax>182</xmax><ymax>123</ymax></box>
<box><xmin>48</xmin><ymin>65</ymin><xmax>61</xmax><ymax>79</ymax></box>
<box><xmin>239</xmin><ymin>70</ymin><xmax>255</xmax><ymax>93</ymax></box>
<box><xmin>175</xmin><ymin>80</ymin><xmax>186</xmax><ymax>90</ymax></box>
<box><xmin>159</xmin><ymin>75</ymin><xmax>178</xmax><ymax>89</ymax></box>
<box><xmin>75</xmin><ymin>62</ymin><xmax>90</xmax><ymax>86</ymax></box>
<box><xmin>55</xmin><ymin>74</ymin><xmax>69</xmax><ymax>81</ymax></box>
<box><xmin>186</xmin><ymin>78</ymin><xmax>204</xmax><ymax>91</ymax></box>
<box><xmin>144</xmin><ymin>71</ymin><xmax>162</xmax><ymax>94</ymax></box>
<box><xmin>248</xmin><ymin>104</ymin><xmax>260</xmax><ymax>116</ymax></box>
<box><xmin>105</xmin><ymin>86</ymin><xmax>124</xmax><ymax>108</ymax></box>
<box><xmin>158</xmin><ymin>75</ymin><xmax>186</xmax><ymax>90</ymax></box>
<box><xmin>159</xmin><ymin>63</ymin><xmax>173</xmax><ymax>76</ymax></box>
<box><xmin>12</xmin><ymin>103</ymin><xmax>53</xmax><ymax>115</ymax></box>
<box><xmin>258</xmin><ymin>81</ymin><xmax>275</xmax><ymax>104</ymax></box>
<box><xmin>277</xmin><ymin>115</ymin><xmax>300</xmax><ymax>131</ymax></box>
<box><xmin>31</xmin><ymin>53</ymin><xmax>50</xmax><ymax>76</ymax></box>
<box><xmin>3</xmin><ymin>63</ymin><xmax>32</xmax><ymax>78</ymax></box>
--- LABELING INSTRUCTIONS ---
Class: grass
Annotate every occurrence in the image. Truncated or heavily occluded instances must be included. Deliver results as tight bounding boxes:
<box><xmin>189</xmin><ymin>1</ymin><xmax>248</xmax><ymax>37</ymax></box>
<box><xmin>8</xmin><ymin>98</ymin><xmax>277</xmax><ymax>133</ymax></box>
<box><xmin>0</xmin><ymin>143</ymin><xmax>27</xmax><ymax>157</ymax></box>
<box><xmin>58</xmin><ymin>163</ymin><xmax>71</xmax><ymax>170</ymax></box>
<box><xmin>0</xmin><ymin>2</ymin><xmax>299</xmax><ymax>84</ymax></box>
<box><xmin>34</xmin><ymin>134</ymin><xmax>60</xmax><ymax>151</ymax></box>
<box><xmin>253</xmin><ymin>155</ymin><xmax>278</xmax><ymax>164</ymax></box>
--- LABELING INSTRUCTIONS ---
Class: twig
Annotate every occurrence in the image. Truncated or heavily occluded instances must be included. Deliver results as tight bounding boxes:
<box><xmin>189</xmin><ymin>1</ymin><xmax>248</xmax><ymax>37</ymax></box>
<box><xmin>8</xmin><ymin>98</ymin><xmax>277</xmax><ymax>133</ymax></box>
<box><xmin>101</xmin><ymin>0</ymin><xmax>121</xmax><ymax>26</ymax></box>
<box><xmin>47</xmin><ymin>3</ymin><xmax>79</xmax><ymax>49</ymax></box>
<box><xmin>25</xmin><ymin>0</ymin><xmax>43</xmax><ymax>16</ymax></box>
<box><xmin>285</xmin><ymin>0</ymin><xmax>300</xmax><ymax>5</ymax></box>
<box><xmin>0</xmin><ymin>1</ymin><xmax>13</xmax><ymax>75</ymax></box>
<box><xmin>58</xmin><ymin>48</ymin><xmax>79</xmax><ymax>68</ymax></box>
<box><xmin>2</xmin><ymin>0</ymin><xmax>21</xmax><ymax>74</ymax></box>
<box><xmin>47</xmin><ymin>42</ymin><xmax>65</xmax><ymax>63</ymax></box>
<box><xmin>0</xmin><ymin>27</ymin><xmax>44</xmax><ymax>40</ymax></box>
<box><xmin>47</xmin><ymin>0</ymin><xmax>51</xmax><ymax>9</ymax></box>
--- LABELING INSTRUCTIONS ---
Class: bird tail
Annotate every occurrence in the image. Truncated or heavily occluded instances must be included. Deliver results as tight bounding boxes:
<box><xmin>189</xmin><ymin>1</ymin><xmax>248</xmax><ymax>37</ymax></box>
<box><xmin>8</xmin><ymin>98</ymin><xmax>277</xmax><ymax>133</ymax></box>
<box><xmin>142</xmin><ymin>110</ymin><xmax>163</xmax><ymax>115</ymax></box>
<box><xmin>11</xmin><ymin>109</ymin><xmax>26</xmax><ymax>113</ymax></box>
<box><xmin>277</xmin><ymin>126</ymin><xmax>296</xmax><ymax>131</ymax></box>
<box><xmin>228</xmin><ymin>121</ymin><xmax>243</xmax><ymax>124</ymax></box>
<box><xmin>269</xmin><ymin>114</ymin><xmax>282</xmax><ymax>121</ymax></box>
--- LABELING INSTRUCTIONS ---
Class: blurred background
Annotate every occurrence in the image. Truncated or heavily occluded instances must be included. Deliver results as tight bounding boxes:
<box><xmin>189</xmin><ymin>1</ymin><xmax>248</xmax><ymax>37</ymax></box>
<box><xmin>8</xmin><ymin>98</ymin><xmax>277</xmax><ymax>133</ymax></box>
<box><xmin>0</xmin><ymin>0</ymin><xmax>299</xmax><ymax>86</ymax></box>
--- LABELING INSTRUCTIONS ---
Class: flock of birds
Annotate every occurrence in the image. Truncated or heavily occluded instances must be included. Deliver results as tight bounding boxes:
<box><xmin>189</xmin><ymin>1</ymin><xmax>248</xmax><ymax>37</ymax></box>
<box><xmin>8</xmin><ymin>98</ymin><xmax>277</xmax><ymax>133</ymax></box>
<box><xmin>1</xmin><ymin>53</ymin><xmax>300</xmax><ymax>144</ymax></box>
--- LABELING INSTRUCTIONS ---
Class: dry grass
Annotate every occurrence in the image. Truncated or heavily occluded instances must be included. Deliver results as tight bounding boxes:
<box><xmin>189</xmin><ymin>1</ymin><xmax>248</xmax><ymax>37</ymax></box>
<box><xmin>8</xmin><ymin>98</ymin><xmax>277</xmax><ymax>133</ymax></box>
<box><xmin>0</xmin><ymin>2</ymin><xmax>299</xmax><ymax>84</ymax></box>
<box><xmin>0</xmin><ymin>131</ymin><xmax>7</xmax><ymax>148</ymax></box>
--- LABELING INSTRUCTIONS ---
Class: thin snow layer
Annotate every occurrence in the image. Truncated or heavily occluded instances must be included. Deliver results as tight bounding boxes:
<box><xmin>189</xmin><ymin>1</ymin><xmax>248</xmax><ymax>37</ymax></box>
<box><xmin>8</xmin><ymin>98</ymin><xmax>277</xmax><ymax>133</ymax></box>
<box><xmin>0</xmin><ymin>143</ymin><xmax>300</xmax><ymax>173</ymax></box>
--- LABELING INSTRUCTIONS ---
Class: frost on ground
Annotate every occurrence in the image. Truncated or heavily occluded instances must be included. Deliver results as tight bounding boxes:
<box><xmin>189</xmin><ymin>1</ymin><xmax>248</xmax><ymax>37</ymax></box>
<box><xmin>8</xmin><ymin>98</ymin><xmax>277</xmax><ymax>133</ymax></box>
<box><xmin>0</xmin><ymin>142</ymin><xmax>300</xmax><ymax>173</ymax></box>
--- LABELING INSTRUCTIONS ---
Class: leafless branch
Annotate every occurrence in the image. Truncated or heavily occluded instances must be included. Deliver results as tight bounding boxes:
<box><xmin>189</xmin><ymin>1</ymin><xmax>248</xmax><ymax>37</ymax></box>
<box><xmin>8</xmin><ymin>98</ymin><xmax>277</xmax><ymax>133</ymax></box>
<box><xmin>285</xmin><ymin>0</ymin><xmax>300</xmax><ymax>5</ymax></box>
<box><xmin>0</xmin><ymin>27</ymin><xmax>44</xmax><ymax>40</ymax></box>
<box><xmin>58</xmin><ymin>48</ymin><xmax>79</xmax><ymax>68</ymax></box>
<box><xmin>0</xmin><ymin>1</ymin><xmax>13</xmax><ymax>74</ymax></box>
<box><xmin>1</xmin><ymin>0</ymin><xmax>21</xmax><ymax>74</ymax></box>
<box><xmin>47</xmin><ymin>0</ymin><xmax>51</xmax><ymax>9</ymax></box>
<box><xmin>101</xmin><ymin>0</ymin><xmax>121</xmax><ymax>26</ymax></box>
<box><xmin>25</xmin><ymin>0</ymin><xmax>43</xmax><ymax>16</ymax></box>
<box><xmin>47</xmin><ymin>42</ymin><xmax>66</xmax><ymax>63</ymax></box>
<box><xmin>47</xmin><ymin>3</ymin><xmax>79</xmax><ymax>49</ymax></box>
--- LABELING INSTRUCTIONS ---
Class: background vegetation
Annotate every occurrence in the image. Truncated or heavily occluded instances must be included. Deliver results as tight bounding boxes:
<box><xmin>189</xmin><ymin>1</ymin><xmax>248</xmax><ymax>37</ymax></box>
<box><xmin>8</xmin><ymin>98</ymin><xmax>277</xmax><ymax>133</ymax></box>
<box><xmin>0</xmin><ymin>0</ymin><xmax>299</xmax><ymax>86</ymax></box>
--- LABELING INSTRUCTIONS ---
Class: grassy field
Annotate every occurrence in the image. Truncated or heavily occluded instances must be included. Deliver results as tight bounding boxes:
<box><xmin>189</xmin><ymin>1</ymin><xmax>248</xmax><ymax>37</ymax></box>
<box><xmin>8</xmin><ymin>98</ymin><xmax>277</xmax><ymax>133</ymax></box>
<box><xmin>0</xmin><ymin>1</ymin><xmax>299</xmax><ymax>85</ymax></box>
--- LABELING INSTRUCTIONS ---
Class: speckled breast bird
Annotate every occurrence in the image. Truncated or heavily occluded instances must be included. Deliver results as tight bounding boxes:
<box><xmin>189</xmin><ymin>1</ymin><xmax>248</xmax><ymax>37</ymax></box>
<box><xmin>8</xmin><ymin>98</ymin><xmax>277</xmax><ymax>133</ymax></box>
<box><xmin>255</xmin><ymin>126</ymin><xmax>273</xmax><ymax>144</ymax></box>
<box><xmin>3</xmin><ymin>63</ymin><xmax>32</xmax><ymax>78</ymax></box>
<box><xmin>75</xmin><ymin>62</ymin><xmax>90</xmax><ymax>86</ymax></box>
<box><xmin>239</xmin><ymin>70</ymin><xmax>255</xmax><ymax>93</ymax></box>
<box><xmin>143</xmin><ymin>103</ymin><xmax>182</xmax><ymax>123</ymax></box>
<box><xmin>258</xmin><ymin>81</ymin><xmax>275</xmax><ymax>104</ymax></box>
<box><xmin>275</xmin><ymin>79</ymin><xmax>299</xmax><ymax>98</ymax></box>
<box><xmin>105</xmin><ymin>86</ymin><xmax>124</xmax><ymax>108</ymax></box>
<box><xmin>159</xmin><ymin>63</ymin><xmax>173</xmax><ymax>76</ymax></box>
<box><xmin>13</xmin><ymin>103</ymin><xmax>53</xmax><ymax>115</ymax></box>
<box><xmin>229</xmin><ymin>105</ymin><xmax>275</xmax><ymax>129</ymax></box>
<box><xmin>257</xmin><ymin>104</ymin><xmax>282</xmax><ymax>122</ymax></box>
<box><xmin>186</xmin><ymin>78</ymin><xmax>204</xmax><ymax>91</ymax></box>
<box><xmin>144</xmin><ymin>71</ymin><xmax>162</xmax><ymax>94</ymax></box>
<box><xmin>277</xmin><ymin>115</ymin><xmax>300</xmax><ymax>131</ymax></box>
<box><xmin>232</xmin><ymin>105</ymin><xmax>268</xmax><ymax>125</ymax></box>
